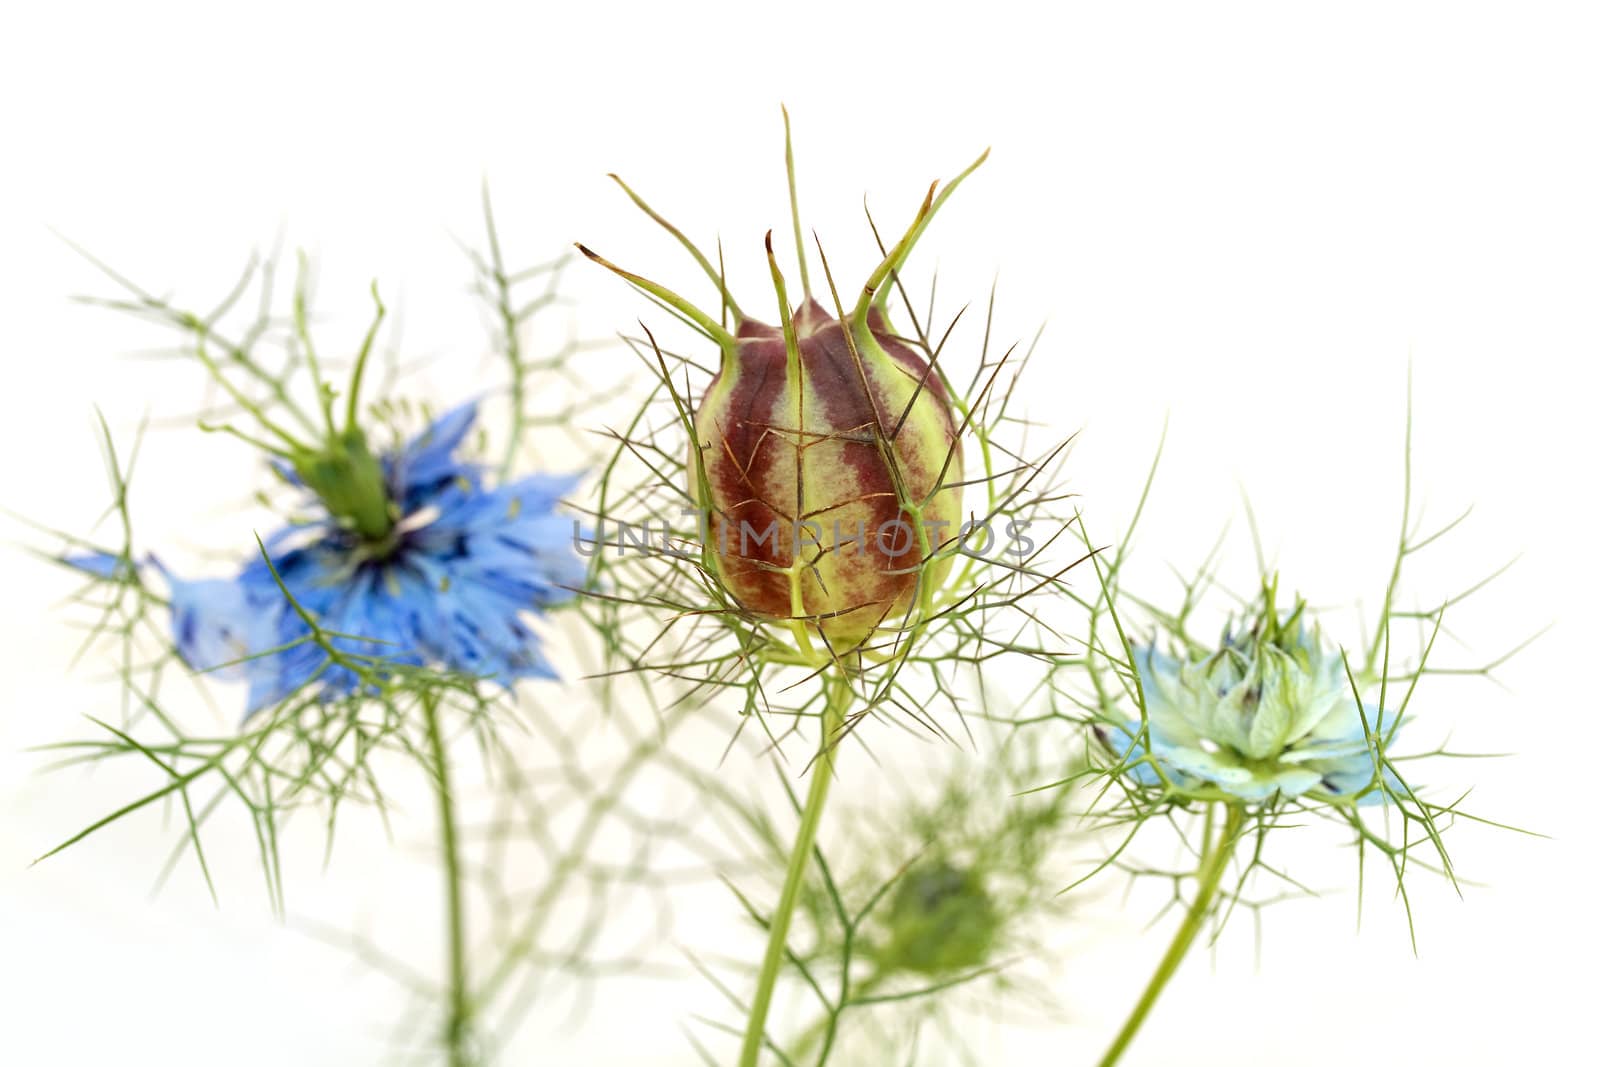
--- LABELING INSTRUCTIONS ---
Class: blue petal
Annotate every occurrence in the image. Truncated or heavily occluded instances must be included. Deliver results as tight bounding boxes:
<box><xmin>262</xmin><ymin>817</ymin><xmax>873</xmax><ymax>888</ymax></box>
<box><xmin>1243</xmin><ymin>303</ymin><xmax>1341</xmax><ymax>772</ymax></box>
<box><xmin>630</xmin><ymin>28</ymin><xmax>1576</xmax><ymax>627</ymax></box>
<box><xmin>1320</xmin><ymin>756</ymin><xmax>1411</xmax><ymax>806</ymax></box>
<box><xmin>1096</xmin><ymin>721</ymin><xmax>1164</xmax><ymax>787</ymax></box>
<box><xmin>270</xmin><ymin>457</ymin><xmax>303</xmax><ymax>488</ymax></box>
<box><xmin>165</xmin><ymin>575</ymin><xmax>278</xmax><ymax>681</ymax></box>
<box><xmin>387</xmin><ymin>401</ymin><xmax>485</xmax><ymax>512</ymax></box>
<box><xmin>234</xmin><ymin>545</ymin><xmax>353</xmax><ymax>713</ymax></box>
<box><xmin>62</xmin><ymin>550</ymin><xmax>136</xmax><ymax>581</ymax></box>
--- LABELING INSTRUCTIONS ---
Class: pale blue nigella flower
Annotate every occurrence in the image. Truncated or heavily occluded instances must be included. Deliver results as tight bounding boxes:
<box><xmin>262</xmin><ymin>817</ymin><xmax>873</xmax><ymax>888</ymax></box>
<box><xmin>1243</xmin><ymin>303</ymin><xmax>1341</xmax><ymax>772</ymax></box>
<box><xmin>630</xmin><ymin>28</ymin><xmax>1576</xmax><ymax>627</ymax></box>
<box><xmin>1099</xmin><ymin>611</ymin><xmax>1404</xmax><ymax>805</ymax></box>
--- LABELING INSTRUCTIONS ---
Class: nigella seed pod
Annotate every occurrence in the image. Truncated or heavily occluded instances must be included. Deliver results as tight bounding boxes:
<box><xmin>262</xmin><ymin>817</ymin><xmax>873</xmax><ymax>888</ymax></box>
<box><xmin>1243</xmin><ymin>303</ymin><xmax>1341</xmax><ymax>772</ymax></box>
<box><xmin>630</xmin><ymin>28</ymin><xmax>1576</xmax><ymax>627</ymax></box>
<box><xmin>288</xmin><ymin>425</ymin><xmax>394</xmax><ymax>542</ymax></box>
<box><xmin>581</xmin><ymin>115</ymin><xmax>985</xmax><ymax>651</ymax></box>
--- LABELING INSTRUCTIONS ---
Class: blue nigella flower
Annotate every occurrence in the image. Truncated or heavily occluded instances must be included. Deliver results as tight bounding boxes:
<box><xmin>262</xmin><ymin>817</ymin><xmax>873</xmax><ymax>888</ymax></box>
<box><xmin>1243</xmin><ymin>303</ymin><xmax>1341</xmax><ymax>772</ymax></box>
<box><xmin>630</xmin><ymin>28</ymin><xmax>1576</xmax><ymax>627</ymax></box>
<box><xmin>72</xmin><ymin>402</ymin><xmax>586</xmax><ymax>717</ymax></box>
<box><xmin>1098</xmin><ymin>609</ymin><xmax>1405</xmax><ymax>806</ymax></box>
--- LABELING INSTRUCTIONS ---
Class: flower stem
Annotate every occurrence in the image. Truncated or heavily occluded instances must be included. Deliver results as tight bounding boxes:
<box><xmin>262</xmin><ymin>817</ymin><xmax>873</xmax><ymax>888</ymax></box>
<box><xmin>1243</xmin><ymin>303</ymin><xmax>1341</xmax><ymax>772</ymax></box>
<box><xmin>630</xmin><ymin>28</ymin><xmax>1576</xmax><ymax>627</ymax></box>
<box><xmin>791</xmin><ymin>968</ymin><xmax>886</xmax><ymax>1066</ymax></box>
<box><xmin>1096</xmin><ymin>803</ymin><xmax>1244</xmax><ymax>1067</ymax></box>
<box><xmin>423</xmin><ymin>695</ymin><xmax>474</xmax><ymax>1067</ymax></box>
<box><xmin>737</xmin><ymin>671</ymin><xmax>849</xmax><ymax>1067</ymax></box>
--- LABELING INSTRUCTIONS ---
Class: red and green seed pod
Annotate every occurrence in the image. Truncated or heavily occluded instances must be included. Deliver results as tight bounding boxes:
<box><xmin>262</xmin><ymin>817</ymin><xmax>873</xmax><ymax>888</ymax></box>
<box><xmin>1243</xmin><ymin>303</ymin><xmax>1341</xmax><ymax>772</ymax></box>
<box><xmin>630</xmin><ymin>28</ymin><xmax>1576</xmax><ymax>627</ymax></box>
<box><xmin>582</xmin><ymin>120</ymin><xmax>986</xmax><ymax>651</ymax></box>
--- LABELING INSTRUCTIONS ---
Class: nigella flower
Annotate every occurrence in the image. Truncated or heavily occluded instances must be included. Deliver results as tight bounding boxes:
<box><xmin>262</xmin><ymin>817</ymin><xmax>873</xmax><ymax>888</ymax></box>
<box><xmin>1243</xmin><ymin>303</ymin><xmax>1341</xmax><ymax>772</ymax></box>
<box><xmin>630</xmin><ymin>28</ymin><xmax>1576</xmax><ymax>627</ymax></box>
<box><xmin>76</xmin><ymin>402</ymin><xmax>585</xmax><ymax>716</ymax></box>
<box><xmin>1099</xmin><ymin>599</ymin><xmax>1405</xmax><ymax>805</ymax></box>
<box><xmin>878</xmin><ymin>860</ymin><xmax>1002</xmax><ymax>976</ymax></box>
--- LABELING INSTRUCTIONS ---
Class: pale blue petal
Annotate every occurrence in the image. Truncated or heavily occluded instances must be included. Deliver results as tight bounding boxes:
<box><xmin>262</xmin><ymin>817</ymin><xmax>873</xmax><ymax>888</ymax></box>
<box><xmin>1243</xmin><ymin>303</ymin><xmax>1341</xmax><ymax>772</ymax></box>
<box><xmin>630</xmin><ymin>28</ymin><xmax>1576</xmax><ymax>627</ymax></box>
<box><xmin>62</xmin><ymin>550</ymin><xmax>135</xmax><ymax>581</ymax></box>
<box><xmin>166</xmin><ymin>575</ymin><xmax>276</xmax><ymax>681</ymax></box>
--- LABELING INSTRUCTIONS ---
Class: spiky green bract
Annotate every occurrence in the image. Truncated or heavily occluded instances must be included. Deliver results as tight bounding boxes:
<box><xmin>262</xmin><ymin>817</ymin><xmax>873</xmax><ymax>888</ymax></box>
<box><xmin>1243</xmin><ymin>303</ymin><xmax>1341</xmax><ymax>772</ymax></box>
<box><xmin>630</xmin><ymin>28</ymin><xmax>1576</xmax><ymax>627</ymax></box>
<box><xmin>574</xmin><ymin>124</ymin><xmax>1083</xmax><ymax>742</ymax></box>
<box><xmin>573</xmin><ymin>114</ymin><xmax>1085</xmax><ymax>1066</ymax></box>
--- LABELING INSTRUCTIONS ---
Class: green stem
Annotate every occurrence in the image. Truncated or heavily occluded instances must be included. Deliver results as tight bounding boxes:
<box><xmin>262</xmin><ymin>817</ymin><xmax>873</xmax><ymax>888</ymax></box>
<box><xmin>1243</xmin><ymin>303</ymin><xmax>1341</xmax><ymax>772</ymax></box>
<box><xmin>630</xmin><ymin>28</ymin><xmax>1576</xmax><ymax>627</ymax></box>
<box><xmin>737</xmin><ymin>672</ymin><xmax>850</xmax><ymax>1067</ymax></box>
<box><xmin>1096</xmin><ymin>803</ymin><xmax>1244</xmax><ymax>1067</ymax></box>
<box><xmin>424</xmin><ymin>696</ymin><xmax>473</xmax><ymax>1067</ymax></box>
<box><xmin>793</xmin><ymin>969</ymin><xmax>886</xmax><ymax>1066</ymax></box>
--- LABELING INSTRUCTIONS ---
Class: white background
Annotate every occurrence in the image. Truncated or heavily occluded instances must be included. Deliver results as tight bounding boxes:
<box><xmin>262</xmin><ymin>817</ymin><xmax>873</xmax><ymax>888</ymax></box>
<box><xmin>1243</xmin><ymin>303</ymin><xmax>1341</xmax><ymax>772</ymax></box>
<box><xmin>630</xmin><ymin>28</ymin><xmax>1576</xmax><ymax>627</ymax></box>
<box><xmin>2</xmin><ymin>2</ymin><xmax>1597</xmax><ymax>1064</ymax></box>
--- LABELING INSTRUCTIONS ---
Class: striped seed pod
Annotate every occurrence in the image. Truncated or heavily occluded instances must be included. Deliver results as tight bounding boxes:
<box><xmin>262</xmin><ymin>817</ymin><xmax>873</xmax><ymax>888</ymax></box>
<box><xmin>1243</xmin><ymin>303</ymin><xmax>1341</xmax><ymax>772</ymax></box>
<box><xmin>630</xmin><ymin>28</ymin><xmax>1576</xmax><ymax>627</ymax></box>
<box><xmin>582</xmin><ymin>118</ymin><xmax>985</xmax><ymax>651</ymax></box>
